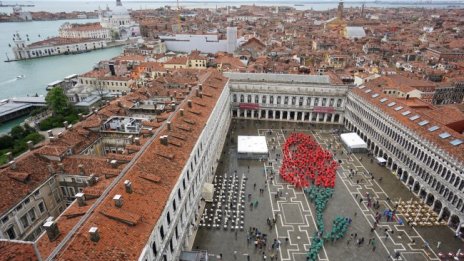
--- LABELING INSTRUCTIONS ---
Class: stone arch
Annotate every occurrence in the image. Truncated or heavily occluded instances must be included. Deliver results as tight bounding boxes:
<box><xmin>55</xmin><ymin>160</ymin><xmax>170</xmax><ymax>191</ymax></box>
<box><xmin>387</xmin><ymin>157</ymin><xmax>393</xmax><ymax>168</ymax></box>
<box><xmin>413</xmin><ymin>182</ymin><xmax>420</xmax><ymax>194</ymax></box>
<box><xmin>426</xmin><ymin>193</ymin><xmax>435</xmax><ymax>206</ymax></box>
<box><xmin>433</xmin><ymin>199</ymin><xmax>442</xmax><ymax>213</ymax></box>
<box><xmin>401</xmin><ymin>171</ymin><xmax>409</xmax><ymax>183</ymax></box>
<box><xmin>441</xmin><ymin>207</ymin><xmax>451</xmax><ymax>222</ymax></box>
<box><xmin>419</xmin><ymin>188</ymin><xmax>427</xmax><ymax>200</ymax></box>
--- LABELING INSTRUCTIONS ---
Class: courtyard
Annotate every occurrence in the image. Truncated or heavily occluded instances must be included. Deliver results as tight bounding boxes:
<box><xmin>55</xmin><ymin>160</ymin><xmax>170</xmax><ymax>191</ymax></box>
<box><xmin>192</xmin><ymin>120</ymin><xmax>462</xmax><ymax>261</ymax></box>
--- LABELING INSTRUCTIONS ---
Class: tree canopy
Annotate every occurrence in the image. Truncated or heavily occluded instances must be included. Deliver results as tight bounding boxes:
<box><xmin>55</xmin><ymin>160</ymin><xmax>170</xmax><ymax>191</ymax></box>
<box><xmin>45</xmin><ymin>87</ymin><xmax>69</xmax><ymax>116</ymax></box>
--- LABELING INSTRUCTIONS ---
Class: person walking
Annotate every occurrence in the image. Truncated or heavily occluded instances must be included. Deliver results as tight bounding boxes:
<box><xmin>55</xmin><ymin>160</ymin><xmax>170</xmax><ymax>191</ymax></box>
<box><xmin>436</xmin><ymin>241</ymin><xmax>441</xmax><ymax>249</ymax></box>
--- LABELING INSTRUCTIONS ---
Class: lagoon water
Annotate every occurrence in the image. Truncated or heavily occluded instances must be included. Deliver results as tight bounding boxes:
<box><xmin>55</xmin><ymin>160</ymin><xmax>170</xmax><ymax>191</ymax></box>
<box><xmin>0</xmin><ymin>19</ymin><xmax>122</xmax><ymax>133</ymax></box>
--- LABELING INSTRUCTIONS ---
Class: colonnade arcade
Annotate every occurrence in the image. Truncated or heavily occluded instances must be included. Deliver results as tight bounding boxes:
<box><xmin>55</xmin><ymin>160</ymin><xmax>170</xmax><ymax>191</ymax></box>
<box><xmin>344</xmin><ymin>94</ymin><xmax>464</xmax><ymax>235</ymax></box>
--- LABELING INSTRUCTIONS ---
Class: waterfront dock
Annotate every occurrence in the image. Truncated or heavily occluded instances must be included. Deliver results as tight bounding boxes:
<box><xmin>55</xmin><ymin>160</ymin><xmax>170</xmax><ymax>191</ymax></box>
<box><xmin>0</xmin><ymin>97</ymin><xmax>46</xmax><ymax>124</ymax></box>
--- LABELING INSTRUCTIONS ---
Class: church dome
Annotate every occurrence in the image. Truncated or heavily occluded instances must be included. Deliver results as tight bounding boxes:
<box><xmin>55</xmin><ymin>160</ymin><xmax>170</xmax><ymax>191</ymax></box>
<box><xmin>112</xmin><ymin>6</ymin><xmax>129</xmax><ymax>16</ymax></box>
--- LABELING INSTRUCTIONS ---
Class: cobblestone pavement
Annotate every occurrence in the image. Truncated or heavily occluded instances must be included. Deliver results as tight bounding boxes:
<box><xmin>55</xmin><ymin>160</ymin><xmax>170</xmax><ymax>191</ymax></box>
<box><xmin>193</xmin><ymin>120</ymin><xmax>461</xmax><ymax>261</ymax></box>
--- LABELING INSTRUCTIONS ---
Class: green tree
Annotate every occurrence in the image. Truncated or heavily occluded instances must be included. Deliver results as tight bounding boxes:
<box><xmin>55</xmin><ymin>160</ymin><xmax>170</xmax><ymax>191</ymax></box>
<box><xmin>45</xmin><ymin>87</ymin><xmax>69</xmax><ymax>116</ymax></box>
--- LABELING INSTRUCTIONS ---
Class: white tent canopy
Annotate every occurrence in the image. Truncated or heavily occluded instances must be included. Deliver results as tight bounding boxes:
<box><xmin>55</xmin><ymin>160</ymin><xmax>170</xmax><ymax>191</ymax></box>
<box><xmin>376</xmin><ymin>157</ymin><xmax>387</xmax><ymax>164</ymax></box>
<box><xmin>237</xmin><ymin>136</ymin><xmax>269</xmax><ymax>159</ymax></box>
<box><xmin>340</xmin><ymin>133</ymin><xmax>368</xmax><ymax>151</ymax></box>
<box><xmin>237</xmin><ymin>136</ymin><xmax>268</xmax><ymax>154</ymax></box>
<box><xmin>202</xmin><ymin>183</ymin><xmax>214</xmax><ymax>202</ymax></box>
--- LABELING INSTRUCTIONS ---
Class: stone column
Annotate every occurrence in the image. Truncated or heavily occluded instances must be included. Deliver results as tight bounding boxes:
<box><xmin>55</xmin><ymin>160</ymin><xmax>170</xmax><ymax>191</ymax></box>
<box><xmin>287</xmin><ymin>111</ymin><xmax>291</xmax><ymax>121</ymax></box>
<box><xmin>323</xmin><ymin>113</ymin><xmax>328</xmax><ymax>123</ymax></box>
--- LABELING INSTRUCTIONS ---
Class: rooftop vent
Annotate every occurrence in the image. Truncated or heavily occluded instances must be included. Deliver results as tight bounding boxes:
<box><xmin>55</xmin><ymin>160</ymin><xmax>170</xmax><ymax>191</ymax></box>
<box><xmin>180</xmin><ymin>109</ymin><xmax>184</xmax><ymax>116</ymax></box>
<box><xmin>124</xmin><ymin>180</ymin><xmax>132</xmax><ymax>193</ymax></box>
<box><xmin>134</xmin><ymin>137</ymin><xmax>140</xmax><ymax>145</ymax></box>
<box><xmin>439</xmin><ymin>132</ymin><xmax>451</xmax><ymax>139</ymax></box>
<box><xmin>418</xmin><ymin>120</ymin><xmax>429</xmax><ymax>126</ymax></box>
<box><xmin>47</xmin><ymin>130</ymin><xmax>53</xmax><ymax>137</ymax></box>
<box><xmin>78</xmin><ymin>164</ymin><xmax>85</xmax><ymax>175</ymax></box>
<box><xmin>43</xmin><ymin>220</ymin><xmax>60</xmax><ymax>242</ymax></box>
<box><xmin>187</xmin><ymin>100</ymin><xmax>192</xmax><ymax>108</ymax></box>
<box><xmin>401</xmin><ymin>110</ymin><xmax>411</xmax><ymax>116</ymax></box>
<box><xmin>89</xmin><ymin>227</ymin><xmax>100</xmax><ymax>242</ymax></box>
<box><xmin>113</xmin><ymin>194</ymin><xmax>123</xmax><ymax>208</ymax></box>
<box><xmin>450</xmin><ymin>139</ymin><xmax>463</xmax><ymax>146</ymax></box>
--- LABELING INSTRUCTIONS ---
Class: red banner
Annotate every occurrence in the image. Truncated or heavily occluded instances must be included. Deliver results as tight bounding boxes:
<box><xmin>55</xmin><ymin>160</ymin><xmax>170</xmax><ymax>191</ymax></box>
<box><xmin>239</xmin><ymin>103</ymin><xmax>260</xmax><ymax>110</ymax></box>
<box><xmin>313</xmin><ymin>106</ymin><xmax>335</xmax><ymax>113</ymax></box>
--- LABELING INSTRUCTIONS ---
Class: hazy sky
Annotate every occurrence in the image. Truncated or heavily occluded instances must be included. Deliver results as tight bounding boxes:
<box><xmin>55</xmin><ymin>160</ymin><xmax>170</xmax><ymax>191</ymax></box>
<box><xmin>11</xmin><ymin>0</ymin><xmax>459</xmax><ymax>2</ymax></box>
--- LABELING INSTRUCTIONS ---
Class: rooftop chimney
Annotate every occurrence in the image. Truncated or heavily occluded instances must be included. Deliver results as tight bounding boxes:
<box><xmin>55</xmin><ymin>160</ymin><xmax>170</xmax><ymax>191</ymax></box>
<box><xmin>27</xmin><ymin>140</ymin><xmax>34</xmax><ymax>150</ymax></box>
<box><xmin>134</xmin><ymin>137</ymin><xmax>140</xmax><ymax>145</ymax></box>
<box><xmin>160</xmin><ymin>135</ymin><xmax>168</xmax><ymax>145</ymax></box>
<box><xmin>187</xmin><ymin>100</ymin><xmax>192</xmax><ymax>108</ymax></box>
<box><xmin>9</xmin><ymin>160</ymin><xmax>16</xmax><ymax>170</ymax></box>
<box><xmin>5</xmin><ymin>152</ymin><xmax>13</xmax><ymax>161</ymax></box>
<box><xmin>199</xmin><ymin>84</ymin><xmax>203</xmax><ymax>91</ymax></box>
<box><xmin>57</xmin><ymin>132</ymin><xmax>63</xmax><ymax>138</ymax></box>
<box><xmin>88</xmin><ymin>174</ymin><xmax>96</xmax><ymax>186</ymax></box>
<box><xmin>167</xmin><ymin>121</ymin><xmax>171</xmax><ymax>131</ymax></box>
<box><xmin>110</xmin><ymin>159</ymin><xmax>118</xmax><ymax>168</ymax></box>
<box><xmin>89</xmin><ymin>227</ymin><xmax>100</xmax><ymax>242</ymax></box>
<box><xmin>127</xmin><ymin>135</ymin><xmax>134</xmax><ymax>144</ymax></box>
<box><xmin>78</xmin><ymin>113</ymin><xmax>83</xmax><ymax>121</ymax></box>
<box><xmin>78</xmin><ymin>164</ymin><xmax>85</xmax><ymax>175</ymax></box>
<box><xmin>124</xmin><ymin>180</ymin><xmax>132</xmax><ymax>193</ymax></box>
<box><xmin>199</xmin><ymin>92</ymin><xmax>203</xmax><ymax>98</ymax></box>
<box><xmin>57</xmin><ymin>163</ymin><xmax>64</xmax><ymax>173</ymax></box>
<box><xmin>180</xmin><ymin>109</ymin><xmax>184</xmax><ymax>116</ymax></box>
<box><xmin>113</xmin><ymin>194</ymin><xmax>123</xmax><ymax>208</ymax></box>
<box><xmin>43</xmin><ymin>220</ymin><xmax>60</xmax><ymax>242</ymax></box>
<box><xmin>195</xmin><ymin>88</ymin><xmax>199</xmax><ymax>97</ymax></box>
<box><xmin>63</xmin><ymin>121</ymin><xmax>68</xmax><ymax>129</ymax></box>
<box><xmin>47</xmin><ymin>164</ymin><xmax>55</xmax><ymax>175</ymax></box>
<box><xmin>47</xmin><ymin>130</ymin><xmax>53</xmax><ymax>137</ymax></box>
<box><xmin>75</xmin><ymin>192</ymin><xmax>86</xmax><ymax>206</ymax></box>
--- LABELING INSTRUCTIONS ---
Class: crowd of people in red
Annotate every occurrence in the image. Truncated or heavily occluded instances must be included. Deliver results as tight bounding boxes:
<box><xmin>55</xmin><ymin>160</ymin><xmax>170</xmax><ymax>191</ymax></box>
<box><xmin>279</xmin><ymin>133</ymin><xmax>338</xmax><ymax>189</ymax></box>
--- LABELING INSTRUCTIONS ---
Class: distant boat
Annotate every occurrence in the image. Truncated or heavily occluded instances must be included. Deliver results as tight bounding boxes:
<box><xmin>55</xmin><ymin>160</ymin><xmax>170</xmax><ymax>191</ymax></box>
<box><xmin>294</xmin><ymin>4</ymin><xmax>304</xmax><ymax>6</ymax></box>
<box><xmin>16</xmin><ymin>75</ymin><xmax>25</xmax><ymax>79</ymax></box>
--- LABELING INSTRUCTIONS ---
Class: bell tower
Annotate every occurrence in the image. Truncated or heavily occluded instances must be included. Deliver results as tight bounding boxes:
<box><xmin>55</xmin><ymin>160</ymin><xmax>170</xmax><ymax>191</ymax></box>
<box><xmin>337</xmin><ymin>0</ymin><xmax>344</xmax><ymax>20</ymax></box>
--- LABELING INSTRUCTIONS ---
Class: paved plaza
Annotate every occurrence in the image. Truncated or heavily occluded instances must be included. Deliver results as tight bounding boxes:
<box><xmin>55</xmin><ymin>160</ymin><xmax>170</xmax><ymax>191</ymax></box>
<box><xmin>193</xmin><ymin>120</ymin><xmax>462</xmax><ymax>261</ymax></box>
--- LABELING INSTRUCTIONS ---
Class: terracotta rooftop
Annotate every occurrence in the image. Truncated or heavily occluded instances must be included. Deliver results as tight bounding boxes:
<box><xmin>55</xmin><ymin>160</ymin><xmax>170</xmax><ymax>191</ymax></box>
<box><xmin>353</xmin><ymin>86</ymin><xmax>464</xmax><ymax>163</ymax></box>
<box><xmin>36</xmin><ymin>69</ymin><xmax>228</xmax><ymax>260</ymax></box>
<box><xmin>28</xmin><ymin>37</ymin><xmax>103</xmax><ymax>48</ymax></box>
<box><xmin>0</xmin><ymin>240</ymin><xmax>38</xmax><ymax>261</ymax></box>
